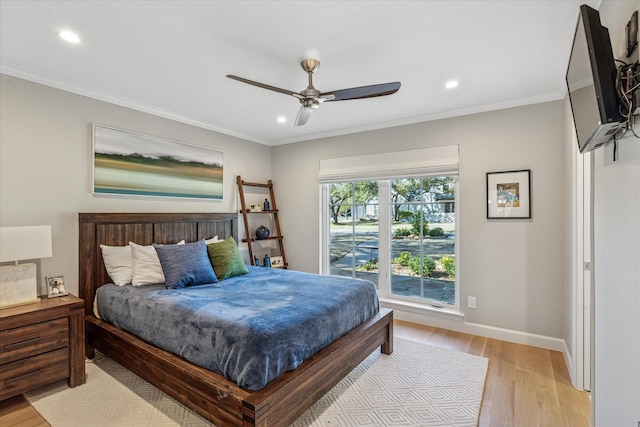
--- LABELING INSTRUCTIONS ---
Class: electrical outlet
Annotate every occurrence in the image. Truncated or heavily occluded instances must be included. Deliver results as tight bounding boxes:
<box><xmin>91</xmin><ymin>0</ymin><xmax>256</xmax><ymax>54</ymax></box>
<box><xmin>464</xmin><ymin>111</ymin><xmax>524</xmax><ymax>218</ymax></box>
<box><xmin>468</xmin><ymin>296</ymin><xmax>477</xmax><ymax>309</ymax></box>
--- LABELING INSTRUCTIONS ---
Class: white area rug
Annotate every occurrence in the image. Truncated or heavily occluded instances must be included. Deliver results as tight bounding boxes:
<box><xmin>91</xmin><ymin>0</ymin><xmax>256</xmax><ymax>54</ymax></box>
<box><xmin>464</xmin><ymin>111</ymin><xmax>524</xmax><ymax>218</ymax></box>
<box><xmin>26</xmin><ymin>338</ymin><xmax>488</xmax><ymax>427</ymax></box>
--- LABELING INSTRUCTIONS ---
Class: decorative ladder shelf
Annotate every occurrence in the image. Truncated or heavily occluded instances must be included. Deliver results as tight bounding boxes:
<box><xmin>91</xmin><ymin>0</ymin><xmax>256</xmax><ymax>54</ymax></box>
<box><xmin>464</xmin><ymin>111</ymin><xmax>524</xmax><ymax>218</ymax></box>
<box><xmin>237</xmin><ymin>176</ymin><xmax>288</xmax><ymax>268</ymax></box>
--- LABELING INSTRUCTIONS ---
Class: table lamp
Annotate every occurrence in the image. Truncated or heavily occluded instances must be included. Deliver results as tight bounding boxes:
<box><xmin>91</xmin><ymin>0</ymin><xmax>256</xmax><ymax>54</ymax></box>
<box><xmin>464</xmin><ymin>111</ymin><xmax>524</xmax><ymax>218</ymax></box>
<box><xmin>0</xmin><ymin>226</ymin><xmax>53</xmax><ymax>308</ymax></box>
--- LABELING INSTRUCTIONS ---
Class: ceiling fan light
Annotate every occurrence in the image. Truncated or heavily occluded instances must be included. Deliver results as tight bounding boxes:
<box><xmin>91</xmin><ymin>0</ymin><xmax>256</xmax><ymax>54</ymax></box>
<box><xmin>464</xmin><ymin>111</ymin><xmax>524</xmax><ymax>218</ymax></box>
<box><xmin>445</xmin><ymin>80</ymin><xmax>459</xmax><ymax>89</ymax></box>
<box><xmin>59</xmin><ymin>30</ymin><xmax>80</xmax><ymax>43</ymax></box>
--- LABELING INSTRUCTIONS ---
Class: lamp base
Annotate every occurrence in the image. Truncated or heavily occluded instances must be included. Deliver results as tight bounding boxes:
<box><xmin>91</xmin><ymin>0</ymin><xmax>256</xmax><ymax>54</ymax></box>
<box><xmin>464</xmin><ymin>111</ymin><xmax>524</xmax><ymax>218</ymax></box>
<box><xmin>0</xmin><ymin>263</ymin><xmax>39</xmax><ymax>308</ymax></box>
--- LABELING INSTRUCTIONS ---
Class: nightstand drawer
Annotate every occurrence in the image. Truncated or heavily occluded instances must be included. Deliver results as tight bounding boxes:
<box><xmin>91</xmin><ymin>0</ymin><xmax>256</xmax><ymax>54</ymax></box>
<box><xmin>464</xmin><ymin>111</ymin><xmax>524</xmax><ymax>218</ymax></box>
<box><xmin>0</xmin><ymin>317</ymin><xmax>69</xmax><ymax>364</ymax></box>
<box><xmin>0</xmin><ymin>347</ymin><xmax>69</xmax><ymax>400</ymax></box>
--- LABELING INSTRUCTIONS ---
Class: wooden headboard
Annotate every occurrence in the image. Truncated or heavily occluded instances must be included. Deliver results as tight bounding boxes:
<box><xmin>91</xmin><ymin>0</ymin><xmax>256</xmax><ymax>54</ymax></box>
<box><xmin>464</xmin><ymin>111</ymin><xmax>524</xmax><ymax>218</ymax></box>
<box><xmin>78</xmin><ymin>212</ymin><xmax>238</xmax><ymax>316</ymax></box>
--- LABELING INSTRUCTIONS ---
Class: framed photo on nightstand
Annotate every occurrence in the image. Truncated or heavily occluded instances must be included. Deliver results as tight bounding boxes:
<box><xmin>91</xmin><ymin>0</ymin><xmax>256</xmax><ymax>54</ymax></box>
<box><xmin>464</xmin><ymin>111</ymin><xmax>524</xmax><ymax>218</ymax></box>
<box><xmin>271</xmin><ymin>256</ymin><xmax>284</xmax><ymax>268</ymax></box>
<box><xmin>46</xmin><ymin>276</ymin><xmax>68</xmax><ymax>298</ymax></box>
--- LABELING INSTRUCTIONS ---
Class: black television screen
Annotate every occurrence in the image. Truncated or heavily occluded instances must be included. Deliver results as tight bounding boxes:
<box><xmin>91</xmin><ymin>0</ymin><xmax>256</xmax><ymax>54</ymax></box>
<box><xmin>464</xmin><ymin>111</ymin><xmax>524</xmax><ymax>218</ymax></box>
<box><xmin>566</xmin><ymin>4</ymin><xmax>623</xmax><ymax>153</ymax></box>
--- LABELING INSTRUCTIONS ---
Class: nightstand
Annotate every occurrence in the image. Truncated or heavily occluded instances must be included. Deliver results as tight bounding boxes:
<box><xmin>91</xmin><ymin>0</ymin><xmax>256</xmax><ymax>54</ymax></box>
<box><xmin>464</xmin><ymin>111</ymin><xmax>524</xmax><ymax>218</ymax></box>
<box><xmin>0</xmin><ymin>294</ymin><xmax>85</xmax><ymax>400</ymax></box>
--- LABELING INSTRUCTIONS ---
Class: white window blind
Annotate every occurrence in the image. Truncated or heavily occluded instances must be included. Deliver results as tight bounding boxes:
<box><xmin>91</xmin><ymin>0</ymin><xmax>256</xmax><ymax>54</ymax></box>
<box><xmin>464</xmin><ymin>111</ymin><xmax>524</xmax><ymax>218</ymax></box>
<box><xmin>318</xmin><ymin>145</ymin><xmax>459</xmax><ymax>183</ymax></box>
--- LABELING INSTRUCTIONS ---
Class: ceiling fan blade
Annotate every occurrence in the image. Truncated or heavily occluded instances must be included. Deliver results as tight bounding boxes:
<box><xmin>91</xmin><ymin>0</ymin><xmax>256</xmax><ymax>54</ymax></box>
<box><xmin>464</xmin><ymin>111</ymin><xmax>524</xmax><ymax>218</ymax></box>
<box><xmin>295</xmin><ymin>106</ymin><xmax>313</xmax><ymax>126</ymax></box>
<box><xmin>322</xmin><ymin>82</ymin><xmax>401</xmax><ymax>101</ymax></box>
<box><xmin>227</xmin><ymin>75</ymin><xmax>302</xmax><ymax>99</ymax></box>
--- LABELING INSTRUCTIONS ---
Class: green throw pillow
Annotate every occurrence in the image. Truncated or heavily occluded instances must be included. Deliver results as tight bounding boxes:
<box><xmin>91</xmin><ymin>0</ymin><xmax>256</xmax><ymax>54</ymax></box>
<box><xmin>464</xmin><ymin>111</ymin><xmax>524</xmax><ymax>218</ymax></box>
<box><xmin>207</xmin><ymin>237</ymin><xmax>249</xmax><ymax>280</ymax></box>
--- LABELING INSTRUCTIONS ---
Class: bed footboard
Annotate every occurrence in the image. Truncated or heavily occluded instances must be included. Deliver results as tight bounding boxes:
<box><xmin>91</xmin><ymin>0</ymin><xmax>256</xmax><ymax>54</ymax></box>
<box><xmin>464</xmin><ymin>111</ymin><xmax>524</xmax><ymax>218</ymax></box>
<box><xmin>85</xmin><ymin>308</ymin><xmax>393</xmax><ymax>427</ymax></box>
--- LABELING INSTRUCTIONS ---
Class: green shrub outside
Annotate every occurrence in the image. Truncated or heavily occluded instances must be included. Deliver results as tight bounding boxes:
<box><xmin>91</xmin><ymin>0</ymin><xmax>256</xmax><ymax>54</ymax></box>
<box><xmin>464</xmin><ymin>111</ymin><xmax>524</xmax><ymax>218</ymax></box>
<box><xmin>393</xmin><ymin>227</ymin><xmax>412</xmax><ymax>238</ymax></box>
<box><xmin>358</xmin><ymin>251</ymin><xmax>452</xmax><ymax>279</ymax></box>
<box><xmin>392</xmin><ymin>251</ymin><xmax>412</xmax><ymax>266</ymax></box>
<box><xmin>408</xmin><ymin>255</ymin><xmax>436</xmax><ymax>277</ymax></box>
<box><xmin>440</xmin><ymin>255</ymin><xmax>455</xmax><ymax>277</ymax></box>
<box><xmin>429</xmin><ymin>227</ymin><xmax>444</xmax><ymax>237</ymax></box>
<box><xmin>358</xmin><ymin>258</ymin><xmax>379</xmax><ymax>271</ymax></box>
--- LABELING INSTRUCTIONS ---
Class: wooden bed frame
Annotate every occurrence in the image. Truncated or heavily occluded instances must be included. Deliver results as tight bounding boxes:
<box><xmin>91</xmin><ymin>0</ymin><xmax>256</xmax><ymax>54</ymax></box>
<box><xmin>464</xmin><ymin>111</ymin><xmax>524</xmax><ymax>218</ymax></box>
<box><xmin>79</xmin><ymin>212</ymin><xmax>393</xmax><ymax>427</ymax></box>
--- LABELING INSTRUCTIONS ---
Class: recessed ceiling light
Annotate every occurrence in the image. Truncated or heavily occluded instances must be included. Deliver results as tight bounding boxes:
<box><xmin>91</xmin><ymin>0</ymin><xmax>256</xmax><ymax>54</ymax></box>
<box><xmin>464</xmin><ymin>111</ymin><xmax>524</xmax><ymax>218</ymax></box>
<box><xmin>445</xmin><ymin>80</ymin><xmax>459</xmax><ymax>89</ymax></box>
<box><xmin>59</xmin><ymin>30</ymin><xmax>80</xmax><ymax>44</ymax></box>
<box><xmin>277</xmin><ymin>116</ymin><xmax>287</xmax><ymax>124</ymax></box>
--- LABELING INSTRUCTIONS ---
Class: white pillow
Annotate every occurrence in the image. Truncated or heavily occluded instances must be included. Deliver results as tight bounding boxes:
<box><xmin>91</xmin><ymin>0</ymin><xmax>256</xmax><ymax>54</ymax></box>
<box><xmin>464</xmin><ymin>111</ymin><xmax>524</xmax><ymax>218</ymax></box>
<box><xmin>205</xmin><ymin>236</ymin><xmax>219</xmax><ymax>244</ymax></box>
<box><xmin>130</xmin><ymin>242</ymin><xmax>165</xmax><ymax>286</ymax></box>
<box><xmin>100</xmin><ymin>244</ymin><xmax>133</xmax><ymax>286</ymax></box>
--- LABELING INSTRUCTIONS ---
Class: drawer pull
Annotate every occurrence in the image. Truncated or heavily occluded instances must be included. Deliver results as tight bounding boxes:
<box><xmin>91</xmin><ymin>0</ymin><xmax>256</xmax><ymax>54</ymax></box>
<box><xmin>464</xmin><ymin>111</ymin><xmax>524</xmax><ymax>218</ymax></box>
<box><xmin>3</xmin><ymin>337</ymin><xmax>42</xmax><ymax>351</ymax></box>
<box><xmin>5</xmin><ymin>369</ymin><xmax>43</xmax><ymax>384</ymax></box>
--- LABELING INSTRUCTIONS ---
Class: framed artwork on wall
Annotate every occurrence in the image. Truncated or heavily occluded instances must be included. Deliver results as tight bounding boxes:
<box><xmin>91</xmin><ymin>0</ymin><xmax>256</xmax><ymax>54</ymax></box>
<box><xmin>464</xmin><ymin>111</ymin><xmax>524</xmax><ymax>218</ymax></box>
<box><xmin>486</xmin><ymin>169</ymin><xmax>531</xmax><ymax>219</ymax></box>
<box><xmin>92</xmin><ymin>124</ymin><xmax>223</xmax><ymax>200</ymax></box>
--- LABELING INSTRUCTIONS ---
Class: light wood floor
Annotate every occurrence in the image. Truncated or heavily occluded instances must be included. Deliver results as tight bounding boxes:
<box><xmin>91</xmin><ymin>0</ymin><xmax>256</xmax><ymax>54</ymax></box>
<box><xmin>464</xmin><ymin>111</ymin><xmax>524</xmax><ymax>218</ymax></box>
<box><xmin>394</xmin><ymin>320</ymin><xmax>591</xmax><ymax>427</ymax></box>
<box><xmin>0</xmin><ymin>394</ymin><xmax>48</xmax><ymax>427</ymax></box>
<box><xmin>0</xmin><ymin>319</ymin><xmax>590</xmax><ymax>427</ymax></box>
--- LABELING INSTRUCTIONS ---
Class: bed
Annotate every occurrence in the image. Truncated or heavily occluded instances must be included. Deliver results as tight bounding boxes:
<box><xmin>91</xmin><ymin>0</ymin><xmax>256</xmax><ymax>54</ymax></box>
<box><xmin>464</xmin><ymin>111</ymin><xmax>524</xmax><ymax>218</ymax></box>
<box><xmin>79</xmin><ymin>212</ymin><xmax>393</xmax><ymax>427</ymax></box>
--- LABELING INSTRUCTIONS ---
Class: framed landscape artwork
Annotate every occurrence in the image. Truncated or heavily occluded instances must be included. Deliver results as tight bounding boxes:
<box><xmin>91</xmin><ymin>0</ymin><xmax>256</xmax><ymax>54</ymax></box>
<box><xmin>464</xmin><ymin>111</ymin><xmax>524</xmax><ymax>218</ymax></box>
<box><xmin>93</xmin><ymin>125</ymin><xmax>223</xmax><ymax>200</ymax></box>
<box><xmin>486</xmin><ymin>169</ymin><xmax>531</xmax><ymax>219</ymax></box>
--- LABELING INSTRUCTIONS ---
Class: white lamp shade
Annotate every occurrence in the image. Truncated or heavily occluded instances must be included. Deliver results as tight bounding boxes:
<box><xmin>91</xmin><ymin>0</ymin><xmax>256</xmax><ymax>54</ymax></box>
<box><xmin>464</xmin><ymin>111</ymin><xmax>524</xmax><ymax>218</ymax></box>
<box><xmin>0</xmin><ymin>226</ymin><xmax>53</xmax><ymax>263</ymax></box>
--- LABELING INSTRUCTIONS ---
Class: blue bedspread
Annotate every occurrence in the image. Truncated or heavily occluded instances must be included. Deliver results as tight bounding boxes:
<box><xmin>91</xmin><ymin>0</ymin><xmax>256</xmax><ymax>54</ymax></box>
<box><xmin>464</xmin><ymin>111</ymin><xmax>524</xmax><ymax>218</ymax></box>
<box><xmin>96</xmin><ymin>267</ymin><xmax>379</xmax><ymax>390</ymax></box>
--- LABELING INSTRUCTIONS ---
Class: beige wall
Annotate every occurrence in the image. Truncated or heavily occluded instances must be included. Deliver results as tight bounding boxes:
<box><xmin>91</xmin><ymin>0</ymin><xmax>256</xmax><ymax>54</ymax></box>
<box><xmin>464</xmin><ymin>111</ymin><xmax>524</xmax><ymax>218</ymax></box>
<box><xmin>0</xmin><ymin>74</ymin><xmax>272</xmax><ymax>297</ymax></box>
<box><xmin>272</xmin><ymin>100</ymin><xmax>570</xmax><ymax>340</ymax></box>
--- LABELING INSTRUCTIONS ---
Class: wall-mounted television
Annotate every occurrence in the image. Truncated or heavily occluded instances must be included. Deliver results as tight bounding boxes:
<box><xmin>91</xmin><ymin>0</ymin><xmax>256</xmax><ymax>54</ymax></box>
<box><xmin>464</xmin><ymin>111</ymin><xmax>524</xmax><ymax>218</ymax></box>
<box><xmin>566</xmin><ymin>4</ymin><xmax>623</xmax><ymax>154</ymax></box>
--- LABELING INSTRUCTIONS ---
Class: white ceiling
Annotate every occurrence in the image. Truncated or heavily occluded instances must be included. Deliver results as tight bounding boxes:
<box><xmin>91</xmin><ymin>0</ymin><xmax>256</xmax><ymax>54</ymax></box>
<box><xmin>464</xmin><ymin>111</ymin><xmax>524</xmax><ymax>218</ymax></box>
<box><xmin>0</xmin><ymin>0</ymin><xmax>601</xmax><ymax>146</ymax></box>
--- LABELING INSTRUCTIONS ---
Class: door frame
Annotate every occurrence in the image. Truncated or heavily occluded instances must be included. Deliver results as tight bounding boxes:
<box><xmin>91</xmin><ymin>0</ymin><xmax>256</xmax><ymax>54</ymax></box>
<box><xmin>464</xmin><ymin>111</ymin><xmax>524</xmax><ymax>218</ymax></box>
<box><xmin>575</xmin><ymin>150</ymin><xmax>592</xmax><ymax>391</ymax></box>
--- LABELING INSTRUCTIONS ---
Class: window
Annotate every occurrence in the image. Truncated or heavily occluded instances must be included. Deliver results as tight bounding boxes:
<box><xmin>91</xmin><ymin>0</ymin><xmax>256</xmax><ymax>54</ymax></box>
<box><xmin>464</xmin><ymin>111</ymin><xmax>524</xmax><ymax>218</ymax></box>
<box><xmin>319</xmin><ymin>145</ymin><xmax>459</xmax><ymax>308</ymax></box>
<box><xmin>323</xmin><ymin>175</ymin><xmax>457</xmax><ymax>306</ymax></box>
<box><xmin>328</xmin><ymin>181</ymin><xmax>380</xmax><ymax>287</ymax></box>
<box><xmin>389</xmin><ymin>177</ymin><xmax>456</xmax><ymax>304</ymax></box>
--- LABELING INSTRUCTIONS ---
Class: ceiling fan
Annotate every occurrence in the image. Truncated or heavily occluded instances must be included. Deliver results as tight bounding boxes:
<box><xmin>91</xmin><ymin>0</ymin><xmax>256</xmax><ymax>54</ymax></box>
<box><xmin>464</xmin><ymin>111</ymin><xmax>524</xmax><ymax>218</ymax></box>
<box><xmin>227</xmin><ymin>59</ymin><xmax>401</xmax><ymax>126</ymax></box>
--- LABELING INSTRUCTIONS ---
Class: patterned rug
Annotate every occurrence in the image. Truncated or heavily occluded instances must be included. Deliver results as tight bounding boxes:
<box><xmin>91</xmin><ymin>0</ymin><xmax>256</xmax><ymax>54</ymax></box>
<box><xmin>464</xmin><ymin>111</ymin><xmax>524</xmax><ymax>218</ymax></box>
<box><xmin>26</xmin><ymin>338</ymin><xmax>488</xmax><ymax>427</ymax></box>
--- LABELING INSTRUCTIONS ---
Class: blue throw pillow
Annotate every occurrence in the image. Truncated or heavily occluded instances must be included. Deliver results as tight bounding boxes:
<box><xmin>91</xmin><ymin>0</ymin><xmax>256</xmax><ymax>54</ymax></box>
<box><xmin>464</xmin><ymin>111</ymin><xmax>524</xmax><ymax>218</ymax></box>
<box><xmin>154</xmin><ymin>240</ymin><xmax>218</xmax><ymax>289</ymax></box>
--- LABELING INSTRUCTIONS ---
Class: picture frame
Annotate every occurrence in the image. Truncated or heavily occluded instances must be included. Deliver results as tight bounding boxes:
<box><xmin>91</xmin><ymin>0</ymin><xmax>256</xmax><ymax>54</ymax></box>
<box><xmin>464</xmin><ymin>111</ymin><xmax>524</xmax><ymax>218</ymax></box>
<box><xmin>93</xmin><ymin>124</ymin><xmax>223</xmax><ymax>200</ymax></box>
<box><xmin>46</xmin><ymin>275</ymin><xmax>68</xmax><ymax>298</ymax></box>
<box><xmin>486</xmin><ymin>169</ymin><xmax>531</xmax><ymax>219</ymax></box>
<box><xmin>271</xmin><ymin>256</ymin><xmax>284</xmax><ymax>268</ymax></box>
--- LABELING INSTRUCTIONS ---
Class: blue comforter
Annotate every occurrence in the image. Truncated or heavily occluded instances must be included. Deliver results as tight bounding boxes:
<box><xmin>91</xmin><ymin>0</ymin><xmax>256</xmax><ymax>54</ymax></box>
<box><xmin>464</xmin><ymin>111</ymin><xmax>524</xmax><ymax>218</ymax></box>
<box><xmin>96</xmin><ymin>267</ymin><xmax>379</xmax><ymax>390</ymax></box>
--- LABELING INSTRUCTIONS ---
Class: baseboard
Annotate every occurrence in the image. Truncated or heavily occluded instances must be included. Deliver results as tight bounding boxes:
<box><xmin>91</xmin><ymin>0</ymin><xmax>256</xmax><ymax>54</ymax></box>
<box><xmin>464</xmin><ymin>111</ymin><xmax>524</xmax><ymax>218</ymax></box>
<box><xmin>392</xmin><ymin>308</ymin><xmax>569</xmax><ymax>355</ymax></box>
<box><xmin>562</xmin><ymin>339</ymin><xmax>575</xmax><ymax>386</ymax></box>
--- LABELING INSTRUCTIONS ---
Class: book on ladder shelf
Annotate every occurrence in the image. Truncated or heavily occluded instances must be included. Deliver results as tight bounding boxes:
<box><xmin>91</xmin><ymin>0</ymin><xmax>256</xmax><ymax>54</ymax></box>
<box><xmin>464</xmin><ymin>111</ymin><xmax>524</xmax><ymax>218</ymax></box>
<box><xmin>236</xmin><ymin>176</ymin><xmax>288</xmax><ymax>269</ymax></box>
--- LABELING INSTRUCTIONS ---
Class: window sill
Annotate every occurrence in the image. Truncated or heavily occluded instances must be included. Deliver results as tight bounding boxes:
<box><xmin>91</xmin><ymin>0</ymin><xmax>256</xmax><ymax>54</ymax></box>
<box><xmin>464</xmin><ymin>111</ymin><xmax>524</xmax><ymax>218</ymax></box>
<box><xmin>379</xmin><ymin>296</ymin><xmax>464</xmax><ymax>322</ymax></box>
